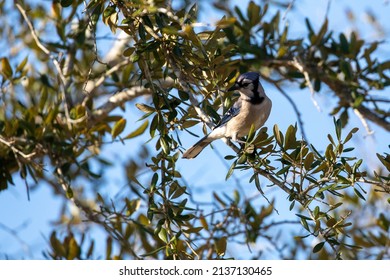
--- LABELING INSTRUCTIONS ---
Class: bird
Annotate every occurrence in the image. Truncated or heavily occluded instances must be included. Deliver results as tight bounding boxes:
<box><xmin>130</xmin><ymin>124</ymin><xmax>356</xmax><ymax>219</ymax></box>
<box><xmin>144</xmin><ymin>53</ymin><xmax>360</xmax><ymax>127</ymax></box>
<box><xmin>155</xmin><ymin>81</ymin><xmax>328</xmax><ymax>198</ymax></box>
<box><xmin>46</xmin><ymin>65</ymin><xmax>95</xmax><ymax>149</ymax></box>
<box><xmin>182</xmin><ymin>72</ymin><xmax>272</xmax><ymax>159</ymax></box>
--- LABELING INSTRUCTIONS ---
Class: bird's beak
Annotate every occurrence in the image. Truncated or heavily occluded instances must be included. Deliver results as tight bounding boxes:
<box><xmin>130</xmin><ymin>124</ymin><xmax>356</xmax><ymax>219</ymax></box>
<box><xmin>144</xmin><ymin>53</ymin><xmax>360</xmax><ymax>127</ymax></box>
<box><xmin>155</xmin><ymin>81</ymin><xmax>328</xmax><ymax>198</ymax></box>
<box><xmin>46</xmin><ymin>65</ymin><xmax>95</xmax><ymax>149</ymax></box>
<box><xmin>228</xmin><ymin>83</ymin><xmax>239</xmax><ymax>91</ymax></box>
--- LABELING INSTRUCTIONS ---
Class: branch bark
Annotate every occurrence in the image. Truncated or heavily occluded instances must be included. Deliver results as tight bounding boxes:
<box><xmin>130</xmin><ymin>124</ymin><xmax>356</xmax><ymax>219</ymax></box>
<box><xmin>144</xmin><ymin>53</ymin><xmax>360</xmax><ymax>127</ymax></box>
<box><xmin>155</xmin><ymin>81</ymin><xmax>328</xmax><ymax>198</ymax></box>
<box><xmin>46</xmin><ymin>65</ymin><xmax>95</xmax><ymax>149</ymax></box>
<box><xmin>262</xmin><ymin>58</ymin><xmax>390</xmax><ymax>132</ymax></box>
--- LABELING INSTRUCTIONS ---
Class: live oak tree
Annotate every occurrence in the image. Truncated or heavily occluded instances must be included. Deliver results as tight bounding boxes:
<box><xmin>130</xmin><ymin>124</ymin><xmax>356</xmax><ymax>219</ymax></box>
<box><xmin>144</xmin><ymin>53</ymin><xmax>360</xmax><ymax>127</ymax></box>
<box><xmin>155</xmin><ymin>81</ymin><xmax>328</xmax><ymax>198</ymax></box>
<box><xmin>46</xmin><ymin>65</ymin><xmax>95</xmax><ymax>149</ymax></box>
<box><xmin>0</xmin><ymin>0</ymin><xmax>389</xmax><ymax>259</ymax></box>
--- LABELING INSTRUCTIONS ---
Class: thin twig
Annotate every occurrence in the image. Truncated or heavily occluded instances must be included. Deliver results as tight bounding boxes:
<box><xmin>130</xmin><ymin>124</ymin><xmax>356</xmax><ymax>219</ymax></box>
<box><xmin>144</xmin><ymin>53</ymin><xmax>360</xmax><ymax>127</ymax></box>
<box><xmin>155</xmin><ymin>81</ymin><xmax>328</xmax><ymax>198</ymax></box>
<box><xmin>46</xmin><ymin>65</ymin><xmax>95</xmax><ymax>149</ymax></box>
<box><xmin>16</xmin><ymin>3</ymin><xmax>72</xmax><ymax>129</ymax></box>
<box><xmin>0</xmin><ymin>136</ymin><xmax>36</xmax><ymax>159</ymax></box>
<box><xmin>83</xmin><ymin>58</ymin><xmax>133</xmax><ymax>94</ymax></box>
<box><xmin>16</xmin><ymin>4</ymin><xmax>66</xmax><ymax>84</ymax></box>
<box><xmin>353</xmin><ymin>108</ymin><xmax>374</xmax><ymax>135</ymax></box>
<box><xmin>282</xmin><ymin>0</ymin><xmax>296</xmax><ymax>20</ymax></box>
<box><xmin>0</xmin><ymin>222</ymin><xmax>33</xmax><ymax>258</ymax></box>
<box><xmin>292</xmin><ymin>57</ymin><xmax>322</xmax><ymax>112</ymax></box>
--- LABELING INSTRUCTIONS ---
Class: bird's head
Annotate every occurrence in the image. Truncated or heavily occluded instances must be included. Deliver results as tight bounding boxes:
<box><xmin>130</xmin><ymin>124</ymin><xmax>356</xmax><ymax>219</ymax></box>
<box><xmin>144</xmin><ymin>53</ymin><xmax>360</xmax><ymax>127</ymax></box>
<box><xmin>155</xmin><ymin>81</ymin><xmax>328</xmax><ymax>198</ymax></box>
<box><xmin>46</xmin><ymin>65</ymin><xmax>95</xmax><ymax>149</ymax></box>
<box><xmin>228</xmin><ymin>72</ymin><xmax>262</xmax><ymax>99</ymax></box>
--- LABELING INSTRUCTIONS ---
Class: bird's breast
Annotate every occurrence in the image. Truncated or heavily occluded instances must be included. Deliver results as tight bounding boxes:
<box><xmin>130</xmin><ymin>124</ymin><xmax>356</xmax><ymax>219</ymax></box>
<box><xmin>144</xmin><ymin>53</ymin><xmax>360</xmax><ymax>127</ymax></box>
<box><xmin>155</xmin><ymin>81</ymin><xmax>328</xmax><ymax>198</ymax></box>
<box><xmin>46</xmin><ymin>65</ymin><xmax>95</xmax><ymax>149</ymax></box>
<box><xmin>225</xmin><ymin>97</ymin><xmax>272</xmax><ymax>139</ymax></box>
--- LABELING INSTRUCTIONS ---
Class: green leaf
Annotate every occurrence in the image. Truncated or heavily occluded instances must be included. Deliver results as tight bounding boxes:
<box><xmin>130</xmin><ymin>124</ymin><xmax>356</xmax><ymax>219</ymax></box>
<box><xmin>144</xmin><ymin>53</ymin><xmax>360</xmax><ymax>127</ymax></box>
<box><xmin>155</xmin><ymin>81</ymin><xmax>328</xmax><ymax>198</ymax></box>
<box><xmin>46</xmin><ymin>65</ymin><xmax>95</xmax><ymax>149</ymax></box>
<box><xmin>186</xmin><ymin>3</ymin><xmax>198</xmax><ymax>23</ymax></box>
<box><xmin>296</xmin><ymin>214</ymin><xmax>311</xmax><ymax>220</ymax></box>
<box><xmin>123</xmin><ymin>47</ymin><xmax>135</xmax><ymax>57</ymax></box>
<box><xmin>325</xmin><ymin>144</ymin><xmax>335</xmax><ymax>161</ymax></box>
<box><xmin>151</xmin><ymin>173</ymin><xmax>158</xmax><ymax>189</ymax></box>
<box><xmin>213</xmin><ymin>192</ymin><xmax>227</xmax><ymax>207</ymax></box>
<box><xmin>125</xmin><ymin>198</ymin><xmax>141</xmax><ymax>216</ymax></box>
<box><xmin>15</xmin><ymin>56</ymin><xmax>28</xmax><ymax>73</ymax></box>
<box><xmin>216</xmin><ymin>17</ymin><xmax>236</xmax><ymax>28</ymax></box>
<box><xmin>344</xmin><ymin>127</ymin><xmax>359</xmax><ymax>144</ymax></box>
<box><xmin>140</xmin><ymin>246</ymin><xmax>165</xmax><ymax>257</ymax></box>
<box><xmin>130</xmin><ymin>52</ymin><xmax>139</xmax><ymax>62</ymax></box>
<box><xmin>339</xmin><ymin>60</ymin><xmax>352</xmax><ymax>80</ymax></box>
<box><xmin>170</xmin><ymin>184</ymin><xmax>186</xmax><ymax>199</ymax></box>
<box><xmin>284</xmin><ymin>125</ymin><xmax>297</xmax><ymax>150</ymax></box>
<box><xmin>313</xmin><ymin>206</ymin><xmax>320</xmax><ymax>219</ymax></box>
<box><xmin>300</xmin><ymin>217</ymin><xmax>310</xmax><ymax>231</ymax></box>
<box><xmin>136</xmin><ymin>103</ymin><xmax>155</xmax><ymax>113</ymax></box>
<box><xmin>273</xmin><ymin>124</ymin><xmax>284</xmax><ymax>147</ymax></box>
<box><xmin>330</xmin><ymin>202</ymin><xmax>343</xmax><ymax>210</ymax></box>
<box><xmin>305</xmin><ymin>18</ymin><xmax>314</xmax><ymax>36</ymax></box>
<box><xmin>149</xmin><ymin>114</ymin><xmax>158</xmax><ymax>138</ymax></box>
<box><xmin>215</xmin><ymin>237</ymin><xmax>227</xmax><ymax>256</ymax></box>
<box><xmin>50</xmin><ymin>231</ymin><xmax>66</xmax><ymax>257</ymax></box>
<box><xmin>339</xmin><ymin>33</ymin><xmax>349</xmax><ymax>53</ymax></box>
<box><xmin>183</xmin><ymin>227</ymin><xmax>203</xmax><ymax>234</ymax></box>
<box><xmin>138</xmin><ymin>214</ymin><xmax>150</xmax><ymax>226</ymax></box>
<box><xmin>124</xmin><ymin>120</ymin><xmax>148</xmax><ymax>139</ymax></box>
<box><xmin>159</xmin><ymin>136</ymin><xmax>169</xmax><ymax>154</ymax></box>
<box><xmin>339</xmin><ymin>109</ymin><xmax>349</xmax><ymax>128</ymax></box>
<box><xmin>377</xmin><ymin>153</ymin><xmax>390</xmax><ymax>172</ymax></box>
<box><xmin>66</xmin><ymin>186</ymin><xmax>73</xmax><ymax>199</ymax></box>
<box><xmin>289</xmin><ymin>200</ymin><xmax>295</xmax><ymax>211</ymax></box>
<box><xmin>314</xmin><ymin>78</ymin><xmax>321</xmax><ymax>92</ymax></box>
<box><xmin>352</xmin><ymin>159</ymin><xmax>363</xmax><ymax>174</ymax></box>
<box><xmin>312</xmin><ymin>241</ymin><xmax>325</xmax><ymax>253</ymax></box>
<box><xmin>354</xmin><ymin>188</ymin><xmax>366</xmax><ymax>201</ymax></box>
<box><xmin>247</xmin><ymin>1</ymin><xmax>261</xmax><ymax>27</ymax></box>
<box><xmin>315</xmin><ymin>18</ymin><xmax>328</xmax><ymax>45</ymax></box>
<box><xmin>106</xmin><ymin>237</ymin><xmax>112</xmax><ymax>259</ymax></box>
<box><xmin>234</xmin><ymin>6</ymin><xmax>247</xmax><ymax>24</ymax></box>
<box><xmin>304</xmin><ymin>152</ymin><xmax>315</xmax><ymax>170</ymax></box>
<box><xmin>67</xmin><ymin>237</ymin><xmax>80</xmax><ymax>260</ymax></box>
<box><xmin>337</xmin><ymin>175</ymin><xmax>350</xmax><ymax>185</ymax></box>
<box><xmin>247</xmin><ymin>124</ymin><xmax>256</xmax><ymax>143</ymax></box>
<box><xmin>1</xmin><ymin>57</ymin><xmax>13</xmax><ymax>79</ymax></box>
<box><xmin>317</xmin><ymin>183</ymin><xmax>335</xmax><ymax>194</ymax></box>
<box><xmin>111</xmin><ymin>118</ymin><xmax>126</xmax><ymax>139</ymax></box>
<box><xmin>60</xmin><ymin>0</ymin><xmax>73</xmax><ymax>7</ymax></box>
<box><xmin>327</xmin><ymin>134</ymin><xmax>336</xmax><ymax>146</ymax></box>
<box><xmin>226</xmin><ymin>160</ymin><xmax>237</xmax><ymax>180</ymax></box>
<box><xmin>138</xmin><ymin>23</ymin><xmax>146</xmax><ymax>41</ymax></box>
<box><xmin>158</xmin><ymin>228</ymin><xmax>168</xmax><ymax>243</ymax></box>
<box><xmin>237</xmin><ymin>153</ymin><xmax>247</xmax><ymax>164</ymax></box>
<box><xmin>86</xmin><ymin>240</ymin><xmax>95</xmax><ymax>259</ymax></box>
<box><xmin>39</xmin><ymin>87</ymin><xmax>48</xmax><ymax>112</ymax></box>
<box><xmin>276</xmin><ymin>165</ymin><xmax>290</xmax><ymax>176</ymax></box>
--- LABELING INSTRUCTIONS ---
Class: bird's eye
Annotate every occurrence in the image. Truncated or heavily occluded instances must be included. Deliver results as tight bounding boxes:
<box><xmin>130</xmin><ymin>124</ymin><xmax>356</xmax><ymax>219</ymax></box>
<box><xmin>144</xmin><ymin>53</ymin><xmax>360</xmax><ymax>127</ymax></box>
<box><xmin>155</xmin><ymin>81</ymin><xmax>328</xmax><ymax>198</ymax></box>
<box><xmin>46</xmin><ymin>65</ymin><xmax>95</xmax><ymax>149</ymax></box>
<box><xmin>242</xmin><ymin>82</ymin><xmax>250</xmax><ymax>87</ymax></box>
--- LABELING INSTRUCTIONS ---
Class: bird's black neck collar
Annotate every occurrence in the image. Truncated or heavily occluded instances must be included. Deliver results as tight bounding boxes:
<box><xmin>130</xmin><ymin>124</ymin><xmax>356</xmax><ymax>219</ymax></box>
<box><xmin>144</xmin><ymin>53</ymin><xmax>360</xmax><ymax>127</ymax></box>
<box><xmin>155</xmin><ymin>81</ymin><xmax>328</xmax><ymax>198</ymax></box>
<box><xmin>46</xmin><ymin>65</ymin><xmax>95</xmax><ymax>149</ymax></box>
<box><xmin>244</xmin><ymin>82</ymin><xmax>264</xmax><ymax>104</ymax></box>
<box><xmin>250</xmin><ymin>95</ymin><xmax>264</xmax><ymax>104</ymax></box>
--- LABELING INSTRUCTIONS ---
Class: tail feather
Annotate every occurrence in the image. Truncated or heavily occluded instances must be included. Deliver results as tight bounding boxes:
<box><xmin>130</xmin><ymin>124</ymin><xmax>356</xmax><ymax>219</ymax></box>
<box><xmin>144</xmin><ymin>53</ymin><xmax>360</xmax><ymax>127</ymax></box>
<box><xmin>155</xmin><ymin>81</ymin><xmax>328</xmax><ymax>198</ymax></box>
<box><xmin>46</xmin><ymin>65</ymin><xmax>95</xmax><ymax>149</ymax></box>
<box><xmin>182</xmin><ymin>136</ymin><xmax>213</xmax><ymax>159</ymax></box>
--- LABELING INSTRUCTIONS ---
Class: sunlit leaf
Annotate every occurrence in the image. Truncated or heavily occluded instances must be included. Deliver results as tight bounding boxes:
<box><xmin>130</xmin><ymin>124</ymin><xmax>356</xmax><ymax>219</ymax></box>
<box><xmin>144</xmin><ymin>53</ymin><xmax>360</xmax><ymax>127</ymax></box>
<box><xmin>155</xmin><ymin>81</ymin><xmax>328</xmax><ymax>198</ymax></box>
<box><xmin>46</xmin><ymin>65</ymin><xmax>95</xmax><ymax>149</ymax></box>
<box><xmin>67</xmin><ymin>237</ymin><xmax>80</xmax><ymax>260</ymax></box>
<box><xmin>158</xmin><ymin>227</ymin><xmax>168</xmax><ymax>243</ymax></box>
<box><xmin>215</xmin><ymin>237</ymin><xmax>227</xmax><ymax>256</ymax></box>
<box><xmin>273</xmin><ymin>124</ymin><xmax>284</xmax><ymax>147</ymax></box>
<box><xmin>111</xmin><ymin>118</ymin><xmax>126</xmax><ymax>138</ymax></box>
<box><xmin>136</xmin><ymin>103</ymin><xmax>155</xmax><ymax>113</ymax></box>
<box><xmin>1</xmin><ymin>57</ymin><xmax>13</xmax><ymax>79</ymax></box>
<box><xmin>304</xmin><ymin>152</ymin><xmax>315</xmax><ymax>170</ymax></box>
<box><xmin>124</xmin><ymin>120</ymin><xmax>148</xmax><ymax>139</ymax></box>
<box><xmin>15</xmin><ymin>56</ymin><xmax>28</xmax><ymax>73</ymax></box>
<box><xmin>377</xmin><ymin>153</ymin><xmax>390</xmax><ymax>172</ymax></box>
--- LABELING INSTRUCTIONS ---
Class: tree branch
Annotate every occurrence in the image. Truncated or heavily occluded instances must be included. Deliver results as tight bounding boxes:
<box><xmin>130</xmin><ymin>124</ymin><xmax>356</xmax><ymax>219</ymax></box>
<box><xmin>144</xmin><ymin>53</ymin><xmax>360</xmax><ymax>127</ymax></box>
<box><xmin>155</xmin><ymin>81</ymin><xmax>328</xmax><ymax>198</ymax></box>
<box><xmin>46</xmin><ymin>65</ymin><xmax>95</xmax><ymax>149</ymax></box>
<box><xmin>16</xmin><ymin>3</ymin><xmax>72</xmax><ymax>129</ymax></box>
<box><xmin>262</xmin><ymin>58</ymin><xmax>390</xmax><ymax>132</ymax></box>
<box><xmin>90</xmin><ymin>78</ymin><xmax>174</xmax><ymax>122</ymax></box>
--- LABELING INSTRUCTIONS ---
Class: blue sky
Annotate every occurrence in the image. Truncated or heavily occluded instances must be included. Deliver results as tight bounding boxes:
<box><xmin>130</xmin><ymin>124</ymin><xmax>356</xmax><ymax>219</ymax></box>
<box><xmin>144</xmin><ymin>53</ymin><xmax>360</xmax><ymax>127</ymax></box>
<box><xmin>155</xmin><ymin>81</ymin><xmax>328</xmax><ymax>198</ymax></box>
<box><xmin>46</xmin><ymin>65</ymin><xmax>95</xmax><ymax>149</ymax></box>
<box><xmin>0</xmin><ymin>0</ymin><xmax>389</xmax><ymax>259</ymax></box>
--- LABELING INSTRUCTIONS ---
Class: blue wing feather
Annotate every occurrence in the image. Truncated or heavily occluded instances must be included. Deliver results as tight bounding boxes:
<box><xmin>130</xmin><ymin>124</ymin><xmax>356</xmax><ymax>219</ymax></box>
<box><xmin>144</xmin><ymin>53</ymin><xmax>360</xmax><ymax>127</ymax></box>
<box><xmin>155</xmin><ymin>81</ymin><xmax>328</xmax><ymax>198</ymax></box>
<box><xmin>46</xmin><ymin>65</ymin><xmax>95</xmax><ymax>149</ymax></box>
<box><xmin>214</xmin><ymin>99</ymin><xmax>242</xmax><ymax>128</ymax></box>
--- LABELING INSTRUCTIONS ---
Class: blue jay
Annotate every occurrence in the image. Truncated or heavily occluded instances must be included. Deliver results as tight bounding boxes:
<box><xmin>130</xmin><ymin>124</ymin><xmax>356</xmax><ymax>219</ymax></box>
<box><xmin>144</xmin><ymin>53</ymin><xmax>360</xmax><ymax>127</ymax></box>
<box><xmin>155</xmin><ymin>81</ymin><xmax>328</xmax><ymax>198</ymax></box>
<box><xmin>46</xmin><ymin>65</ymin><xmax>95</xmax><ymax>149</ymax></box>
<box><xmin>182</xmin><ymin>72</ymin><xmax>272</xmax><ymax>159</ymax></box>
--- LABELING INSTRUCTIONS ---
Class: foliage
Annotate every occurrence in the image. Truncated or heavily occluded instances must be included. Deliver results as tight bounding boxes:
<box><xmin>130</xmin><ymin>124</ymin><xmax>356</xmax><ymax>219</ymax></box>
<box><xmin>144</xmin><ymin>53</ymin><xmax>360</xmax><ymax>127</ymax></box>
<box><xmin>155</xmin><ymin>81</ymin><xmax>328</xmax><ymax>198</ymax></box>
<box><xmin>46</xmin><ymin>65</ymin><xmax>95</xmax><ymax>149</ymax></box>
<box><xmin>0</xmin><ymin>0</ymin><xmax>389</xmax><ymax>259</ymax></box>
